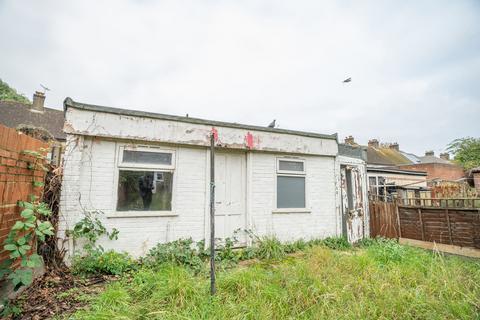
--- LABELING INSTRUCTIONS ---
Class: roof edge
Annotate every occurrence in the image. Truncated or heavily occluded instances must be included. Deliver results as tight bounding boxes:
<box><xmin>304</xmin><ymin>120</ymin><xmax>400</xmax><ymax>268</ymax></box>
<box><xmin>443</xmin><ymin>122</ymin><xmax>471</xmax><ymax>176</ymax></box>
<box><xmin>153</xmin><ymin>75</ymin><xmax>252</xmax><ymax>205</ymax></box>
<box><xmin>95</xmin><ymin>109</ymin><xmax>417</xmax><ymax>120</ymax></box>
<box><xmin>367</xmin><ymin>166</ymin><xmax>428</xmax><ymax>176</ymax></box>
<box><xmin>63</xmin><ymin>97</ymin><xmax>338</xmax><ymax>141</ymax></box>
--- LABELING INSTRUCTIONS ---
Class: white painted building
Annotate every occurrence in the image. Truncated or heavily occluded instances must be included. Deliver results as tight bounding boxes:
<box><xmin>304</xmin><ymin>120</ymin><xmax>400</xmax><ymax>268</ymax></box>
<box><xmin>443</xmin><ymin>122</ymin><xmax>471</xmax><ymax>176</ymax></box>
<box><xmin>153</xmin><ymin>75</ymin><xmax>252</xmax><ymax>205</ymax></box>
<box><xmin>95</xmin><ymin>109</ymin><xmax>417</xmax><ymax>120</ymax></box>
<box><xmin>59</xmin><ymin>98</ymin><xmax>348</xmax><ymax>258</ymax></box>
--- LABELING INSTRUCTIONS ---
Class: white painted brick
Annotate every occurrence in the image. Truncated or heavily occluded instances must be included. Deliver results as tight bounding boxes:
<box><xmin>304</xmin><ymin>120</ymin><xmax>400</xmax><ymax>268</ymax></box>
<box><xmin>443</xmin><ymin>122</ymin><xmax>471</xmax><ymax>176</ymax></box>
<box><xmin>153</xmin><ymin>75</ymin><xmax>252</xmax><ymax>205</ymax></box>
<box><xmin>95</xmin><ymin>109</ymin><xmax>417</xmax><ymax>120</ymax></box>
<box><xmin>60</xmin><ymin>135</ymin><xmax>340</xmax><ymax>259</ymax></box>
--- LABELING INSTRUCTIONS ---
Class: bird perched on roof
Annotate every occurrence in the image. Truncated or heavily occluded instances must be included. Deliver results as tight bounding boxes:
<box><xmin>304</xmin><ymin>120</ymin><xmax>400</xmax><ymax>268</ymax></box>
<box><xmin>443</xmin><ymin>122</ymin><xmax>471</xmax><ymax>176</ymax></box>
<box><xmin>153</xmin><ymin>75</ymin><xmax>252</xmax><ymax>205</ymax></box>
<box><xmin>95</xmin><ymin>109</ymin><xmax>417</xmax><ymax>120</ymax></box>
<box><xmin>268</xmin><ymin>119</ymin><xmax>276</xmax><ymax>128</ymax></box>
<box><xmin>343</xmin><ymin>77</ymin><xmax>352</xmax><ymax>83</ymax></box>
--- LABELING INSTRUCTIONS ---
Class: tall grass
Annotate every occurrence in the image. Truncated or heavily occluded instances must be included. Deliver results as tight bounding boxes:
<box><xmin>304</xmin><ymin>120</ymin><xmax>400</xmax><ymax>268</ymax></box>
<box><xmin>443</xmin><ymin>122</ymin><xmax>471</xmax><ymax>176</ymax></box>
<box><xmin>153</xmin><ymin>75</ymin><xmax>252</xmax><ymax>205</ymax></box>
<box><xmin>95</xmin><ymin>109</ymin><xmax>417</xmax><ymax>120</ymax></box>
<box><xmin>72</xmin><ymin>240</ymin><xmax>480</xmax><ymax>320</ymax></box>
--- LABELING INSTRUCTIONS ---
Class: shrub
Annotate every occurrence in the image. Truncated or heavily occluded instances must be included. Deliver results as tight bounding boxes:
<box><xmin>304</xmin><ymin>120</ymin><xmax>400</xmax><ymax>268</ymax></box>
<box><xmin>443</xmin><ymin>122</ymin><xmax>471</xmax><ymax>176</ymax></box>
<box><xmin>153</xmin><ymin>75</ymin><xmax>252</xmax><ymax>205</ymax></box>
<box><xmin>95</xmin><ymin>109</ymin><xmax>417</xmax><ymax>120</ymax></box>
<box><xmin>320</xmin><ymin>236</ymin><xmax>351</xmax><ymax>250</ymax></box>
<box><xmin>216</xmin><ymin>237</ymin><xmax>239</xmax><ymax>264</ymax></box>
<box><xmin>143</xmin><ymin>238</ymin><xmax>204</xmax><ymax>271</ymax></box>
<box><xmin>72</xmin><ymin>248</ymin><xmax>137</xmax><ymax>276</ymax></box>
<box><xmin>254</xmin><ymin>236</ymin><xmax>286</xmax><ymax>260</ymax></box>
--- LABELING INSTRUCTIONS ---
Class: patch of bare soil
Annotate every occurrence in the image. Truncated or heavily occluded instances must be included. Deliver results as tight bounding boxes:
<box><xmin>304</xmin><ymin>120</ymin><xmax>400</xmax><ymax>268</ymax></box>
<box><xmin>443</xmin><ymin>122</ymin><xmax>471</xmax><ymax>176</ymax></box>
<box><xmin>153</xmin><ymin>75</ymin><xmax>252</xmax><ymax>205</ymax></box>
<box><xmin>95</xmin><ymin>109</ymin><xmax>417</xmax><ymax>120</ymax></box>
<box><xmin>4</xmin><ymin>268</ymin><xmax>116</xmax><ymax>320</ymax></box>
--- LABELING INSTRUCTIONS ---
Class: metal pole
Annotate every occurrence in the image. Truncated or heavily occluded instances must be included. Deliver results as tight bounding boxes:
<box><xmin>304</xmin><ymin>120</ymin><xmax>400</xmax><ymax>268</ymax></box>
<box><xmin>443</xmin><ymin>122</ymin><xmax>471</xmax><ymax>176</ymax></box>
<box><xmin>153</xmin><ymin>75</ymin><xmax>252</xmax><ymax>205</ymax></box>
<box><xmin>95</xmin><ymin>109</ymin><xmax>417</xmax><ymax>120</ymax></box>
<box><xmin>209</xmin><ymin>133</ymin><xmax>216</xmax><ymax>295</ymax></box>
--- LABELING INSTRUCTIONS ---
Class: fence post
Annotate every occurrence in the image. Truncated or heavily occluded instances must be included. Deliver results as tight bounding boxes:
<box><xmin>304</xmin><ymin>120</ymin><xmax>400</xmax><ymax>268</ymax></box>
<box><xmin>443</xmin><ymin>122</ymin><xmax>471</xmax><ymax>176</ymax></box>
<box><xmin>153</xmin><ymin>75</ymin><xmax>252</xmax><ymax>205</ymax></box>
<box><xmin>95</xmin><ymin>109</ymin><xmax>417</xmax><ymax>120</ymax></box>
<box><xmin>396</xmin><ymin>204</ymin><xmax>402</xmax><ymax>239</ymax></box>
<box><xmin>445</xmin><ymin>208</ymin><xmax>453</xmax><ymax>245</ymax></box>
<box><xmin>418</xmin><ymin>208</ymin><xmax>425</xmax><ymax>241</ymax></box>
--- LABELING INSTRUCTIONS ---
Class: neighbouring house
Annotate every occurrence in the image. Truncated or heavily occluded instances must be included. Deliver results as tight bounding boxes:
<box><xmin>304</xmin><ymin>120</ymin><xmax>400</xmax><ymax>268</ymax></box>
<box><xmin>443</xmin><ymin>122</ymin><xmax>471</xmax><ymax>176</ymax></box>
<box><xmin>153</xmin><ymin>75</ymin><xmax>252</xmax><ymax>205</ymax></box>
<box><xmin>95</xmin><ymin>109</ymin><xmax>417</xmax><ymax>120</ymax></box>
<box><xmin>337</xmin><ymin>143</ymin><xmax>368</xmax><ymax>243</ymax></box>
<box><xmin>396</xmin><ymin>150</ymin><xmax>465</xmax><ymax>185</ymax></box>
<box><xmin>59</xmin><ymin>98</ymin><xmax>356</xmax><ymax>258</ymax></box>
<box><xmin>367</xmin><ymin>167</ymin><xmax>428</xmax><ymax>201</ymax></box>
<box><xmin>344</xmin><ymin>137</ymin><xmax>428</xmax><ymax>201</ymax></box>
<box><xmin>0</xmin><ymin>91</ymin><xmax>65</xmax><ymax>166</ymax></box>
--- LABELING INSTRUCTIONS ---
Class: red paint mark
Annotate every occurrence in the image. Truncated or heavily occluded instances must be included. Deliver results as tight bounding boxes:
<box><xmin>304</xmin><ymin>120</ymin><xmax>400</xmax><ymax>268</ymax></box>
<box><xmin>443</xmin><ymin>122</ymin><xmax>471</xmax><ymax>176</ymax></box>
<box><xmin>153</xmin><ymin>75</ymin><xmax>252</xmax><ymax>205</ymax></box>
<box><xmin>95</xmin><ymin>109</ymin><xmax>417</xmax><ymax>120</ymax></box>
<box><xmin>211</xmin><ymin>127</ymin><xmax>218</xmax><ymax>141</ymax></box>
<box><xmin>245</xmin><ymin>132</ymin><xmax>254</xmax><ymax>149</ymax></box>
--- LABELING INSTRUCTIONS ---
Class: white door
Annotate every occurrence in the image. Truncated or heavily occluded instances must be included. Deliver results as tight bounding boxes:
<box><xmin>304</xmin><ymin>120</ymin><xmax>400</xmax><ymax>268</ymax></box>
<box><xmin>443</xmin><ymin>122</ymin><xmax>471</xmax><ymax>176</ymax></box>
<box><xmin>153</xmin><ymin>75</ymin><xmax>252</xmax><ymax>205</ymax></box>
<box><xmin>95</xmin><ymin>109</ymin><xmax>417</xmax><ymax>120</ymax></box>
<box><xmin>214</xmin><ymin>152</ymin><xmax>247</xmax><ymax>245</ymax></box>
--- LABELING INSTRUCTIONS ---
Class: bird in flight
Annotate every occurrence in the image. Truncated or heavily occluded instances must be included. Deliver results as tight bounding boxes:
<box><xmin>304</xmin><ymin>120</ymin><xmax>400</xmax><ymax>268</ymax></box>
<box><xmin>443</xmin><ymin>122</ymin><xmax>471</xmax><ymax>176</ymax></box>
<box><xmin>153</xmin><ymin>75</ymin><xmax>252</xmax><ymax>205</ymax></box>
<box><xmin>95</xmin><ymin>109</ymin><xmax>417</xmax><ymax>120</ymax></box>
<box><xmin>268</xmin><ymin>119</ymin><xmax>276</xmax><ymax>128</ymax></box>
<box><xmin>343</xmin><ymin>77</ymin><xmax>352</xmax><ymax>83</ymax></box>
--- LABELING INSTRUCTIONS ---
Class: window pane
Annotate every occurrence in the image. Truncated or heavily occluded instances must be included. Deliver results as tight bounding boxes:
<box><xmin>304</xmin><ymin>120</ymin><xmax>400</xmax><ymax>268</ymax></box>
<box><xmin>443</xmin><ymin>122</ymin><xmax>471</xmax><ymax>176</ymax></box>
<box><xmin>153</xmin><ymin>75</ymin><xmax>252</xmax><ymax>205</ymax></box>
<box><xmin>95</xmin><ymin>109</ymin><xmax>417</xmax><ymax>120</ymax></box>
<box><xmin>117</xmin><ymin>170</ymin><xmax>173</xmax><ymax>211</ymax></box>
<box><xmin>279</xmin><ymin>160</ymin><xmax>304</xmax><ymax>172</ymax></box>
<box><xmin>277</xmin><ymin>176</ymin><xmax>305</xmax><ymax>208</ymax></box>
<box><xmin>368</xmin><ymin>177</ymin><xmax>376</xmax><ymax>186</ymax></box>
<box><xmin>123</xmin><ymin>150</ymin><xmax>172</xmax><ymax>165</ymax></box>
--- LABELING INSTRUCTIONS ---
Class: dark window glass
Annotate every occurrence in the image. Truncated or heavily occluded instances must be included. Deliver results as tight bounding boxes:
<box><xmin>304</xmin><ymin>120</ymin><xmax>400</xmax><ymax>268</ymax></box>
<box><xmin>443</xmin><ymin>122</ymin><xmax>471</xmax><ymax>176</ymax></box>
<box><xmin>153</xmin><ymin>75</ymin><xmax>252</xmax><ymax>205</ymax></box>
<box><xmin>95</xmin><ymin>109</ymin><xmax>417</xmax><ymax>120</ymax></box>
<box><xmin>277</xmin><ymin>176</ymin><xmax>306</xmax><ymax>208</ymax></box>
<box><xmin>123</xmin><ymin>150</ymin><xmax>172</xmax><ymax>165</ymax></box>
<box><xmin>278</xmin><ymin>160</ymin><xmax>304</xmax><ymax>172</ymax></box>
<box><xmin>117</xmin><ymin>170</ymin><xmax>172</xmax><ymax>211</ymax></box>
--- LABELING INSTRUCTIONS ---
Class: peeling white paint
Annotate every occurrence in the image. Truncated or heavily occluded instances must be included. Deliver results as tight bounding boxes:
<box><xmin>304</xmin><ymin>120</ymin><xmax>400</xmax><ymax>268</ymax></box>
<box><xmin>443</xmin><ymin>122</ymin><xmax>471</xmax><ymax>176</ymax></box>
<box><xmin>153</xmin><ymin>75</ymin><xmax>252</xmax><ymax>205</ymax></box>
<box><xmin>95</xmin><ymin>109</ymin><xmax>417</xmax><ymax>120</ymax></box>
<box><xmin>64</xmin><ymin>108</ymin><xmax>338</xmax><ymax>156</ymax></box>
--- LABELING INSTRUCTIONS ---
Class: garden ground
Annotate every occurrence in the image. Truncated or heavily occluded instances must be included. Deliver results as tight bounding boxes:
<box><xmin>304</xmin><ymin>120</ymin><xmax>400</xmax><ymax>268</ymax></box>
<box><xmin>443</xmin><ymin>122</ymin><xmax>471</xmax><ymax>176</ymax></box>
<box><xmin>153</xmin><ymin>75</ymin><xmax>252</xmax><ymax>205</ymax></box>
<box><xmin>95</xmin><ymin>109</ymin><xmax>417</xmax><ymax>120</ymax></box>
<box><xmin>63</xmin><ymin>239</ymin><xmax>480</xmax><ymax>319</ymax></box>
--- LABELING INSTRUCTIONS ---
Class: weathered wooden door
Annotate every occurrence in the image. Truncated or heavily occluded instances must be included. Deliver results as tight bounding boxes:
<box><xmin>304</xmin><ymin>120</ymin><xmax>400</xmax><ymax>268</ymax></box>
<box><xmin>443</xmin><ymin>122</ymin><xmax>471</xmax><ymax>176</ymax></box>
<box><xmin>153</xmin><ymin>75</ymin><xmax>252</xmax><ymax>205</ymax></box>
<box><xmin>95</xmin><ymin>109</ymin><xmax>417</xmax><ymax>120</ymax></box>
<box><xmin>214</xmin><ymin>152</ymin><xmax>247</xmax><ymax>245</ymax></box>
<box><xmin>341</xmin><ymin>166</ymin><xmax>365</xmax><ymax>243</ymax></box>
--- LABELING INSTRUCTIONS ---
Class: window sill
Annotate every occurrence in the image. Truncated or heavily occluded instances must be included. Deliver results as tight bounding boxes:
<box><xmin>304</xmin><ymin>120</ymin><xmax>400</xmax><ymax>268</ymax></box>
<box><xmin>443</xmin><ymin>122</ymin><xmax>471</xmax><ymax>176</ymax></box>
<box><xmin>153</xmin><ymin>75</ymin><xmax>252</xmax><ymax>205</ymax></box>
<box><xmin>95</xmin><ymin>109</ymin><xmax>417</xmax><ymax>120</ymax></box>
<box><xmin>272</xmin><ymin>208</ymin><xmax>311</xmax><ymax>214</ymax></box>
<box><xmin>107</xmin><ymin>211</ymin><xmax>178</xmax><ymax>218</ymax></box>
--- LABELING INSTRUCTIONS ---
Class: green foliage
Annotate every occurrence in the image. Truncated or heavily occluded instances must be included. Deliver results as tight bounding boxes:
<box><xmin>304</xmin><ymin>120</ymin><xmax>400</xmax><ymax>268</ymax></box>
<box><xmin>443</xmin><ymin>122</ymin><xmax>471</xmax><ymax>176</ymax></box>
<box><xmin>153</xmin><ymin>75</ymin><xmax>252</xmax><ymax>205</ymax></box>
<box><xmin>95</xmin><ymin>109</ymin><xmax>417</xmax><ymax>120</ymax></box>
<box><xmin>0</xmin><ymin>300</ymin><xmax>22</xmax><ymax>318</ymax></box>
<box><xmin>320</xmin><ymin>236</ymin><xmax>351</xmax><ymax>250</ymax></box>
<box><xmin>447</xmin><ymin>137</ymin><xmax>480</xmax><ymax>170</ymax></box>
<box><xmin>67</xmin><ymin>210</ymin><xmax>119</xmax><ymax>251</ymax></box>
<box><xmin>1</xmin><ymin>200</ymin><xmax>53</xmax><ymax>291</ymax></box>
<box><xmin>0</xmin><ymin>79</ymin><xmax>30</xmax><ymax>104</ymax></box>
<box><xmin>72</xmin><ymin>248</ymin><xmax>137</xmax><ymax>276</ymax></box>
<box><xmin>144</xmin><ymin>238</ymin><xmax>205</xmax><ymax>271</ymax></box>
<box><xmin>73</xmin><ymin>242</ymin><xmax>480</xmax><ymax>320</ymax></box>
<box><xmin>68</xmin><ymin>210</ymin><xmax>124</xmax><ymax>276</ymax></box>
<box><xmin>252</xmin><ymin>236</ymin><xmax>286</xmax><ymax>260</ymax></box>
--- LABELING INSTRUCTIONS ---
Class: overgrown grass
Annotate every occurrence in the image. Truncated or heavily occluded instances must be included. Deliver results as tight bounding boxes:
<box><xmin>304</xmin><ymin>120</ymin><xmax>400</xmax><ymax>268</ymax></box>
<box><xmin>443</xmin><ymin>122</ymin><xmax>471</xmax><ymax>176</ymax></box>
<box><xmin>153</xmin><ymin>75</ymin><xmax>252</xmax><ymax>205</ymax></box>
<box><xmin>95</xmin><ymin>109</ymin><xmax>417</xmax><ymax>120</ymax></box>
<box><xmin>72</xmin><ymin>239</ymin><xmax>480</xmax><ymax>319</ymax></box>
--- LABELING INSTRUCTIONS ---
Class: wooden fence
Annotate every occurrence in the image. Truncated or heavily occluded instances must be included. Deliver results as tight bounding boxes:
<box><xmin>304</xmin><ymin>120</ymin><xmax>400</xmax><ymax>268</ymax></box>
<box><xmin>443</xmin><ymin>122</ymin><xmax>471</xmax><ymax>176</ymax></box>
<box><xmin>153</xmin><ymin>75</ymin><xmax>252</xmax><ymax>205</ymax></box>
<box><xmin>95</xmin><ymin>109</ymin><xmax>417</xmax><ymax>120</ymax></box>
<box><xmin>369</xmin><ymin>201</ymin><xmax>399</xmax><ymax>239</ymax></box>
<box><xmin>369</xmin><ymin>199</ymin><xmax>480</xmax><ymax>250</ymax></box>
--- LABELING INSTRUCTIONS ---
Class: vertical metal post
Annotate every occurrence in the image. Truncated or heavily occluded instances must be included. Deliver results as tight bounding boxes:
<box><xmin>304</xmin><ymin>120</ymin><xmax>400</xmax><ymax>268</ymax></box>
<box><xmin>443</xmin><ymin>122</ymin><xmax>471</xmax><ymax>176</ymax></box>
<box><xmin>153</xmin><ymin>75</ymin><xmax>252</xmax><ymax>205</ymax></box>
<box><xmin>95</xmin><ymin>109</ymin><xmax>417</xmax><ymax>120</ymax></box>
<box><xmin>209</xmin><ymin>133</ymin><xmax>216</xmax><ymax>295</ymax></box>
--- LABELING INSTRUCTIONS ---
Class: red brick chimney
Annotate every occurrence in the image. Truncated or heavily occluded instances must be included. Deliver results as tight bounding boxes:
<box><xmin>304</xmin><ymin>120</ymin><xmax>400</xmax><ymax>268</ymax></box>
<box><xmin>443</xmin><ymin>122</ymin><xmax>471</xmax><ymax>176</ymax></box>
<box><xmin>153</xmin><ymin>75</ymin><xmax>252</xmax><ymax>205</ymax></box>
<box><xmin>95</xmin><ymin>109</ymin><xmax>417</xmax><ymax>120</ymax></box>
<box><xmin>440</xmin><ymin>152</ymin><xmax>450</xmax><ymax>160</ymax></box>
<box><xmin>389</xmin><ymin>142</ymin><xmax>399</xmax><ymax>151</ymax></box>
<box><xmin>31</xmin><ymin>91</ymin><xmax>45</xmax><ymax>113</ymax></box>
<box><xmin>344</xmin><ymin>135</ymin><xmax>355</xmax><ymax>145</ymax></box>
<box><xmin>368</xmin><ymin>139</ymin><xmax>379</xmax><ymax>148</ymax></box>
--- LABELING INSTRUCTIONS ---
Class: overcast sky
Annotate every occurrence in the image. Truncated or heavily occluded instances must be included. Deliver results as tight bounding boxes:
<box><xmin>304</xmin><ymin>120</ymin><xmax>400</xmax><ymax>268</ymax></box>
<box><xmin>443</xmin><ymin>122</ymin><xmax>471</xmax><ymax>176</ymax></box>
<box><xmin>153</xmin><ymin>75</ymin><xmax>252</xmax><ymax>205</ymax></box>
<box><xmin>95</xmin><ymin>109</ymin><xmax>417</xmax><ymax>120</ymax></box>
<box><xmin>1</xmin><ymin>1</ymin><xmax>479</xmax><ymax>155</ymax></box>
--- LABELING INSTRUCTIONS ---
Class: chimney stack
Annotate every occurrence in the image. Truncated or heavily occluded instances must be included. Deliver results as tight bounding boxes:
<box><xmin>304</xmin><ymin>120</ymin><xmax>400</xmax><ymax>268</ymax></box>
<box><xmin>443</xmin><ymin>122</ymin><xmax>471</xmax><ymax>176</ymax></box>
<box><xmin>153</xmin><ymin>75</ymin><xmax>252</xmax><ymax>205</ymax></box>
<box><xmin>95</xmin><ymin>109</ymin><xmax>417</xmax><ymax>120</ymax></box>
<box><xmin>31</xmin><ymin>91</ymin><xmax>45</xmax><ymax>112</ymax></box>
<box><xmin>344</xmin><ymin>135</ymin><xmax>355</xmax><ymax>145</ymax></box>
<box><xmin>368</xmin><ymin>139</ymin><xmax>379</xmax><ymax>148</ymax></box>
<box><xmin>389</xmin><ymin>142</ymin><xmax>399</xmax><ymax>151</ymax></box>
<box><xmin>440</xmin><ymin>152</ymin><xmax>450</xmax><ymax>160</ymax></box>
<box><xmin>425</xmin><ymin>150</ymin><xmax>434</xmax><ymax>156</ymax></box>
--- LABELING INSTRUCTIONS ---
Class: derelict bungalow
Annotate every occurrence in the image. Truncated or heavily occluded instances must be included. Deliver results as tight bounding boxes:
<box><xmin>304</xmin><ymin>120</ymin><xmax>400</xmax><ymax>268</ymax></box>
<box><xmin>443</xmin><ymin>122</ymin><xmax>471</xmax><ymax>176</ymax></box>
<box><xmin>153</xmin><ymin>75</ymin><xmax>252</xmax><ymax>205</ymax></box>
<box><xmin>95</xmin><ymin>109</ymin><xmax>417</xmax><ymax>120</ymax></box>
<box><xmin>59</xmin><ymin>98</ymin><xmax>365</xmax><ymax>257</ymax></box>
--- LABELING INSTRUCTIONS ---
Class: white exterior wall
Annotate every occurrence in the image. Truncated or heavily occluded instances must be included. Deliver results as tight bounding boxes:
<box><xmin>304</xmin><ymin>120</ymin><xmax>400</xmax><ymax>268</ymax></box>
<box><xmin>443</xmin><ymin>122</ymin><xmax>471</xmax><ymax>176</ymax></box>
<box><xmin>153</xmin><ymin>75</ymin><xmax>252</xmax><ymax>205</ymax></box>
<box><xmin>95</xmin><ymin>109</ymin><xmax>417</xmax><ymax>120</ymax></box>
<box><xmin>59</xmin><ymin>137</ymin><xmax>339</xmax><ymax>257</ymax></box>
<box><xmin>250</xmin><ymin>153</ymin><xmax>338</xmax><ymax>241</ymax></box>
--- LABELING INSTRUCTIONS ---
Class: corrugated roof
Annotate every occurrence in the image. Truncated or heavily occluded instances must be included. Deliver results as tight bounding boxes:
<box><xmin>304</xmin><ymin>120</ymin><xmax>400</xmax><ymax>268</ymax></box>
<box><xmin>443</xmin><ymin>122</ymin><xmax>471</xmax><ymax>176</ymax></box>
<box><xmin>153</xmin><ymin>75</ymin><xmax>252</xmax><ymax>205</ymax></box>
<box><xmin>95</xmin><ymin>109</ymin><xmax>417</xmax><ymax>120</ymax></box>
<box><xmin>64</xmin><ymin>97</ymin><xmax>338</xmax><ymax>141</ymax></box>
<box><xmin>366</xmin><ymin>147</ymin><xmax>413</xmax><ymax>166</ymax></box>
<box><xmin>0</xmin><ymin>101</ymin><xmax>65</xmax><ymax>140</ymax></box>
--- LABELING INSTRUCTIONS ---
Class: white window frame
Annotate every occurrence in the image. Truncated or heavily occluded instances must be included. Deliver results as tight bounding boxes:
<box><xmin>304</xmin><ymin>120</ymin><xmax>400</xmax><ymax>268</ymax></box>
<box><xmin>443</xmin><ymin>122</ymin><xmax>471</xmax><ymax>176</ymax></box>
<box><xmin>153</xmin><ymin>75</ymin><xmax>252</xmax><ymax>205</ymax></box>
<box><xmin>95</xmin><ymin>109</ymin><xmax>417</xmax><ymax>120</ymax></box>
<box><xmin>274</xmin><ymin>157</ymin><xmax>309</xmax><ymax>213</ymax></box>
<box><xmin>109</xmin><ymin>145</ymin><xmax>177</xmax><ymax>218</ymax></box>
<box><xmin>118</xmin><ymin>145</ymin><xmax>176</xmax><ymax>170</ymax></box>
<box><xmin>276</xmin><ymin>158</ymin><xmax>306</xmax><ymax>175</ymax></box>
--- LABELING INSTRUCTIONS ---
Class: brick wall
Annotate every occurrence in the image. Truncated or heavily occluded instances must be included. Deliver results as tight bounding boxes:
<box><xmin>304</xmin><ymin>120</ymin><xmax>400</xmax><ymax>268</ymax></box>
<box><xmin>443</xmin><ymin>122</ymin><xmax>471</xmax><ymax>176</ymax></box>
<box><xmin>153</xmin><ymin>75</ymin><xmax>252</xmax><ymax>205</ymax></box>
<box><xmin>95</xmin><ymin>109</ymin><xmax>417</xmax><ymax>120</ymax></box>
<box><xmin>397</xmin><ymin>163</ymin><xmax>465</xmax><ymax>183</ymax></box>
<box><xmin>0</xmin><ymin>124</ymin><xmax>48</xmax><ymax>265</ymax></box>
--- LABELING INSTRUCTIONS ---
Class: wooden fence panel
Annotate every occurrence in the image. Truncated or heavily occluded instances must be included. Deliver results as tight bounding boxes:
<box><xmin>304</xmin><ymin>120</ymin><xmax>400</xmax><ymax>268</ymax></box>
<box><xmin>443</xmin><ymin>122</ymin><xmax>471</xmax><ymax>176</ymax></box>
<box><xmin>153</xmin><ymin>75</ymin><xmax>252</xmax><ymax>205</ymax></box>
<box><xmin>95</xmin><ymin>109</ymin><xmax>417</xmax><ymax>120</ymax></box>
<box><xmin>369</xmin><ymin>201</ymin><xmax>399</xmax><ymax>239</ymax></box>
<box><xmin>371</xmin><ymin>199</ymin><xmax>480</xmax><ymax>250</ymax></box>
